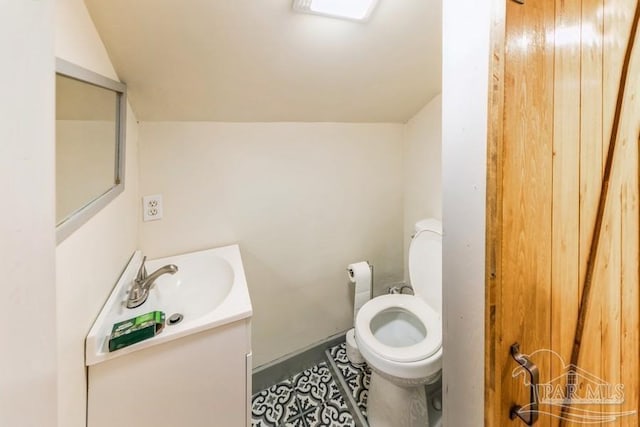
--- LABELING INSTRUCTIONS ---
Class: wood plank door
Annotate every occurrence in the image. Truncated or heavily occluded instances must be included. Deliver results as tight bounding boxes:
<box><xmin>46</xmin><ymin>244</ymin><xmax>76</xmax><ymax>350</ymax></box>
<box><xmin>486</xmin><ymin>0</ymin><xmax>640</xmax><ymax>426</ymax></box>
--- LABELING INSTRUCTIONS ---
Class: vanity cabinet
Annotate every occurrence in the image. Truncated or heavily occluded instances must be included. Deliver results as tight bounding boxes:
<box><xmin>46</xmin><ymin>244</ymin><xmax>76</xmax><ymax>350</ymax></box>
<box><xmin>88</xmin><ymin>318</ymin><xmax>252</xmax><ymax>427</ymax></box>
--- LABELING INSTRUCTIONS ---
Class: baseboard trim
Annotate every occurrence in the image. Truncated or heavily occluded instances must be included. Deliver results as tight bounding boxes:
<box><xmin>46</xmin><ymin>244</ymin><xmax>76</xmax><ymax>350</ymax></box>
<box><xmin>252</xmin><ymin>330</ymin><xmax>348</xmax><ymax>394</ymax></box>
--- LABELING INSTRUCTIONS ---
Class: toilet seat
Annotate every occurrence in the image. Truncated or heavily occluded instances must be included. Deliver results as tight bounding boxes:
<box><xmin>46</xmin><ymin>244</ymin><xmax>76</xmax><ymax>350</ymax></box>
<box><xmin>355</xmin><ymin>294</ymin><xmax>441</xmax><ymax>363</ymax></box>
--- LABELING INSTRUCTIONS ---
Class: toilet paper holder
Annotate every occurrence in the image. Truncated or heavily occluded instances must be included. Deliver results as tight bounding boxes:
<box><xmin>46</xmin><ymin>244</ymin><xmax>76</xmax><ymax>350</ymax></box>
<box><xmin>346</xmin><ymin>261</ymin><xmax>373</xmax><ymax>277</ymax></box>
<box><xmin>347</xmin><ymin>262</ymin><xmax>373</xmax><ymax>299</ymax></box>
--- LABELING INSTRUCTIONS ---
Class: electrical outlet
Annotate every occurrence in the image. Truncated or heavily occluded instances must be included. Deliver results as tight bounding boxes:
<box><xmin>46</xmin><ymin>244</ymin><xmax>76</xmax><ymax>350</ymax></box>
<box><xmin>143</xmin><ymin>194</ymin><xmax>163</xmax><ymax>221</ymax></box>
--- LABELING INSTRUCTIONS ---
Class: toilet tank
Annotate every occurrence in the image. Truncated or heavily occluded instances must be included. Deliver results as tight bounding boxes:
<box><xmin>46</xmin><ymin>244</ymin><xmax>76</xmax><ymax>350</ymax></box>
<box><xmin>408</xmin><ymin>218</ymin><xmax>442</xmax><ymax>315</ymax></box>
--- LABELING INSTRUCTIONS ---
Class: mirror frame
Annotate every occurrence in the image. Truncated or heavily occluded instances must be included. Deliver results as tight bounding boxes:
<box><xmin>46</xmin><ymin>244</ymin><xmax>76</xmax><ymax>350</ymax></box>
<box><xmin>55</xmin><ymin>58</ymin><xmax>127</xmax><ymax>243</ymax></box>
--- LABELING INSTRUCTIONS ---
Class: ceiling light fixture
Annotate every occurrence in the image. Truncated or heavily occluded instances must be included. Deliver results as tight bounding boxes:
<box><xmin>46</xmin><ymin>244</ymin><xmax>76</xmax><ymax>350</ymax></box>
<box><xmin>292</xmin><ymin>0</ymin><xmax>380</xmax><ymax>22</ymax></box>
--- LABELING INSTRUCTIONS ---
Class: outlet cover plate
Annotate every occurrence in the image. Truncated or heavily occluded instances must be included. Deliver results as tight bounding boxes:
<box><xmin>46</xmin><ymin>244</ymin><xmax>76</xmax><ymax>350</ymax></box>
<box><xmin>143</xmin><ymin>194</ymin><xmax>163</xmax><ymax>221</ymax></box>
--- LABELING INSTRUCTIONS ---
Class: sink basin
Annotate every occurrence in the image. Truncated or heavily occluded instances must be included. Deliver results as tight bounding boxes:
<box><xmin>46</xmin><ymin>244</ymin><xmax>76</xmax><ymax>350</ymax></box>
<box><xmin>131</xmin><ymin>251</ymin><xmax>234</xmax><ymax>322</ymax></box>
<box><xmin>86</xmin><ymin>244</ymin><xmax>252</xmax><ymax>365</ymax></box>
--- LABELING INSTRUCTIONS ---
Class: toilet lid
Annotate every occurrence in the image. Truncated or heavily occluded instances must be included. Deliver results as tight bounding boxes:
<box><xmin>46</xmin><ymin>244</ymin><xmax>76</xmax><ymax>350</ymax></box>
<box><xmin>355</xmin><ymin>294</ymin><xmax>442</xmax><ymax>363</ymax></box>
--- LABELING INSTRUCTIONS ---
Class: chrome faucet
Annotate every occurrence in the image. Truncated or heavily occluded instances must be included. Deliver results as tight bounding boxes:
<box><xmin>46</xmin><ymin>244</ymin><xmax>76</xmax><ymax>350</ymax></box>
<box><xmin>126</xmin><ymin>256</ymin><xmax>178</xmax><ymax>308</ymax></box>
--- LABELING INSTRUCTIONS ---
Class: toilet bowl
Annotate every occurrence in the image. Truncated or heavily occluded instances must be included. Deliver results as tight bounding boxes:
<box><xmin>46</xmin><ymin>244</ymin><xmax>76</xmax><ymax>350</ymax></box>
<box><xmin>355</xmin><ymin>219</ymin><xmax>442</xmax><ymax>427</ymax></box>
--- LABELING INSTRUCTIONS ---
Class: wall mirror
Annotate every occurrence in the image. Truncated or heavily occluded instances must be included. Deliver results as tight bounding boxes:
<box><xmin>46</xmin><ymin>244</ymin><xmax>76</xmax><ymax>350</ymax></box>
<box><xmin>56</xmin><ymin>58</ymin><xmax>126</xmax><ymax>243</ymax></box>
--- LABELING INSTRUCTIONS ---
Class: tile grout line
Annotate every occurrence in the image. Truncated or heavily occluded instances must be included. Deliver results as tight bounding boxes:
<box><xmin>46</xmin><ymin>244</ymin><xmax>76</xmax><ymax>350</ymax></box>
<box><xmin>252</xmin><ymin>359</ymin><xmax>357</xmax><ymax>427</ymax></box>
<box><xmin>281</xmin><ymin>364</ymin><xmax>326</xmax><ymax>427</ymax></box>
<box><xmin>324</xmin><ymin>348</ymin><xmax>369</xmax><ymax>427</ymax></box>
<box><xmin>253</xmin><ymin>341</ymin><xmax>443</xmax><ymax>426</ymax></box>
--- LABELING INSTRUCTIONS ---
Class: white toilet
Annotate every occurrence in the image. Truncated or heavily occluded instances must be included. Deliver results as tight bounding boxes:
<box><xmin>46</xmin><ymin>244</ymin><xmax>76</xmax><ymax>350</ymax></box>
<box><xmin>355</xmin><ymin>218</ymin><xmax>442</xmax><ymax>427</ymax></box>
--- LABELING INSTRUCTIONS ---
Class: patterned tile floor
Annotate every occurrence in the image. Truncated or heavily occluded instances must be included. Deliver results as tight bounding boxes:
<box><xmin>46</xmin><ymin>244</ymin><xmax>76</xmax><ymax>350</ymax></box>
<box><xmin>326</xmin><ymin>342</ymin><xmax>443</xmax><ymax>427</ymax></box>
<box><xmin>252</xmin><ymin>341</ymin><xmax>442</xmax><ymax>427</ymax></box>
<box><xmin>251</xmin><ymin>362</ymin><xmax>356</xmax><ymax>427</ymax></box>
<box><xmin>326</xmin><ymin>343</ymin><xmax>371</xmax><ymax>419</ymax></box>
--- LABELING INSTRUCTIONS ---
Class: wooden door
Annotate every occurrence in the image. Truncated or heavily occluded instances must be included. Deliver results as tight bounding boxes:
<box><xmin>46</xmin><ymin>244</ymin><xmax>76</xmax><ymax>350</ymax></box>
<box><xmin>486</xmin><ymin>0</ymin><xmax>640</xmax><ymax>426</ymax></box>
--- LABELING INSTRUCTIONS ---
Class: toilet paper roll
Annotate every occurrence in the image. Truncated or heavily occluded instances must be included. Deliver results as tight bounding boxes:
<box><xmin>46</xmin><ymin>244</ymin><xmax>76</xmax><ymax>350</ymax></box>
<box><xmin>346</xmin><ymin>328</ymin><xmax>365</xmax><ymax>365</ymax></box>
<box><xmin>347</xmin><ymin>261</ymin><xmax>372</xmax><ymax>322</ymax></box>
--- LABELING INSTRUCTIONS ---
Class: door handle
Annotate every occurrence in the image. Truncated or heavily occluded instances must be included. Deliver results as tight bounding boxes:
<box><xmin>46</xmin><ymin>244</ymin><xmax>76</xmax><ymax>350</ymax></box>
<box><xmin>510</xmin><ymin>343</ymin><xmax>539</xmax><ymax>425</ymax></box>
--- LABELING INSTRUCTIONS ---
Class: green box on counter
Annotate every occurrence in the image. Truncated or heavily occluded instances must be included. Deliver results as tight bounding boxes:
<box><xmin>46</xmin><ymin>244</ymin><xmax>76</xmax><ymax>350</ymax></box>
<box><xmin>108</xmin><ymin>311</ymin><xmax>165</xmax><ymax>352</ymax></box>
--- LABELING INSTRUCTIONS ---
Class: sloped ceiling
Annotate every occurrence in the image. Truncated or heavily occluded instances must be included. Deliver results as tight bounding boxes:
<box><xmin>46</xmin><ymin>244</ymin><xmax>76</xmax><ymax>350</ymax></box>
<box><xmin>84</xmin><ymin>0</ymin><xmax>441</xmax><ymax>122</ymax></box>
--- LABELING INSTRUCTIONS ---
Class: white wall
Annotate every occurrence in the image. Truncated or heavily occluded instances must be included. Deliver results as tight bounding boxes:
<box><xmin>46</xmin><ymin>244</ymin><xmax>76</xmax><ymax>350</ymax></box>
<box><xmin>0</xmin><ymin>2</ymin><xmax>57</xmax><ymax>426</ymax></box>
<box><xmin>138</xmin><ymin>122</ymin><xmax>405</xmax><ymax>366</ymax></box>
<box><xmin>403</xmin><ymin>95</ymin><xmax>442</xmax><ymax>280</ymax></box>
<box><xmin>442</xmin><ymin>0</ymin><xmax>490</xmax><ymax>425</ymax></box>
<box><xmin>55</xmin><ymin>1</ymin><xmax>140</xmax><ymax>426</ymax></box>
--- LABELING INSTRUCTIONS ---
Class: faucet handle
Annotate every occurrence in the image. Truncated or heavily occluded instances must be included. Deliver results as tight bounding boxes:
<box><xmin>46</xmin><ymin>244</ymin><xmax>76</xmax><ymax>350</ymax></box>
<box><xmin>135</xmin><ymin>256</ymin><xmax>148</xmax><ymax>283</ymax></box>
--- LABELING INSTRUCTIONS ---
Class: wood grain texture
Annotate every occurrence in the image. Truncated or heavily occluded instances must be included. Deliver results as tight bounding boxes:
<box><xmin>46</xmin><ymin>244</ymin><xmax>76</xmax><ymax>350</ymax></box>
<box><xmin>487</xmin><ymin>0</ymin><xmax>640</xmax><ymax>425</ymax></box>
<box><xmin>617</xmin><ymin>132</ymin><xmax>640</xmax><ymax>426</ymax></box>
<box><xmin>613</xmin><ymin>9</ymin><xmax>640</xmax><ymax>422</ymax></box>
<box><xmin>501</xmin><ymin>1</ymin><xmax>555</xmax><ymax>426</ymax></box>
<box><xmin>580</xmin><ymin>0</ymin><xmax>604</xmax><ymax>303</ymax></box>
<box><xmin>569</xmin><ymin>1</ymin><xmax>605</xmax><ymax>423</ymax></box>
<box><xmin>485</xmin><ymin>0</ymin><xmax>506</xmax><ymax>425</ymax></box>
<box><xmin>551</xmin><ymin>0</ymin><xmax>582</xmax><ymax>422</ymax></box>
<box><xmin>565</xmin><ymin>3</ymin><xmax>640</xmax><ymax>424</ymax></box>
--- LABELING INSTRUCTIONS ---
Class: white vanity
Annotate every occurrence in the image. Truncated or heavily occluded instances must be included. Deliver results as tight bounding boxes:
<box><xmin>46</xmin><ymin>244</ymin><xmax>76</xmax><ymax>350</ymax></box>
<box><xmin>86</xmin><ymin>245</ymin><xmax>253</xmax><ymax>427</ymax></box>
